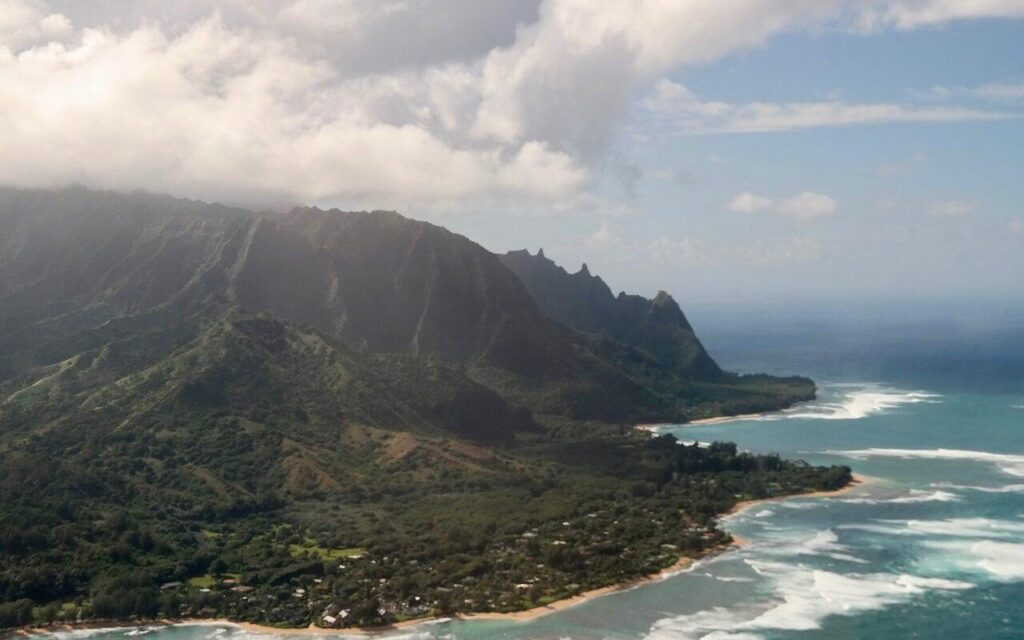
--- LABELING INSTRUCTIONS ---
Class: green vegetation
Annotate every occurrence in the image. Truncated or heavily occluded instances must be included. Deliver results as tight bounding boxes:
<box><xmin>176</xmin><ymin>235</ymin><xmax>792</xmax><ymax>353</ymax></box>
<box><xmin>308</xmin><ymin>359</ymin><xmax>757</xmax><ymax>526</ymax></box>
<box><xmin>288</xmin><ymin>542</ymin><xmax>366</xmax><ymax>561</ymax></box>
<box><xmin>0</xmin><ymin>187</ymin><xmax>842</xmax><ymax>631</ymax></box>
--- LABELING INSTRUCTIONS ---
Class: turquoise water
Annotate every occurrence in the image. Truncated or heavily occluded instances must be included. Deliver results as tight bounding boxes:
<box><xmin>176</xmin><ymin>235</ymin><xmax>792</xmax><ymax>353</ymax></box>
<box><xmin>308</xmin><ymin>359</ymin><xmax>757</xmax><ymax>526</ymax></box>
<box><xmin>47</xmin><ymin>337</ymin><xmax>1024</xmax><ymax>639</ymax></box>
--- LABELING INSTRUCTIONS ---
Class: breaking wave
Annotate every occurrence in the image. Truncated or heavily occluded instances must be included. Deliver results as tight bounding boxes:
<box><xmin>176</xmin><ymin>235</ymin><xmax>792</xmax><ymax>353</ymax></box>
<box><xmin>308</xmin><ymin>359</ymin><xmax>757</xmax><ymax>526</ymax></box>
<box><xmin>644</xmin><ymin>562</ymin><xmax>971</xmax><ymax>640</ymax></box>
<box><xmin>828</xmin><ymin>448</ymin><xmax>1024</xmax><ymax>478</ymax></box>
<box><xmin>840</xmin><ymin>489</ymin><xmax>961</xmax><ymax>505</ymax></box>
<box><xmin>744</xmin><ymin>384</ymin><xmax>942</xmax><ymax>422</ymax></box>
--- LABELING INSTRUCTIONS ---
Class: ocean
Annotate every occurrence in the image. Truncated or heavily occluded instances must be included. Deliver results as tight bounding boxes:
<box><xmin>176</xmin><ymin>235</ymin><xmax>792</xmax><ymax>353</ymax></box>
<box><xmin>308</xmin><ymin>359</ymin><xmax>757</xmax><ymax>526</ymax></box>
<box><xmin>39</xmin><ymin>318</ymin><xmax>1024</xmax><ymax>640</ymax></box>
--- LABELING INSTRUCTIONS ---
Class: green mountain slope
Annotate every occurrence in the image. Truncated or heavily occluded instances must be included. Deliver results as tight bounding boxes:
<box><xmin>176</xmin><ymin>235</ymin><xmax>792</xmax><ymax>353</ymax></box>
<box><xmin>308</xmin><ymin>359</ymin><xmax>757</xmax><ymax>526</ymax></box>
<box><xmin>0</xmin><ymin>187</ymin><xmax>811</xmax><ymax>422</ymax></box>
<box><xmin>0</xmin><ymin>187</ymin><xmax>838</xmax><ymax>630</ymax></box>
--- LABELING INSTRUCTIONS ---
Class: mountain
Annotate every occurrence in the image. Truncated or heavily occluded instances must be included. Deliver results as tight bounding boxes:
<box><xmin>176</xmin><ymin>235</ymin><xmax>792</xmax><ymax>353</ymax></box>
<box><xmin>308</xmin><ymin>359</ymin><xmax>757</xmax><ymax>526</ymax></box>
<box><xmin>0</xmin><ymin>187</ymin><xmax>839</xmax><ymax>630</ymax></box>
<box><xmin>0</xmin><ymin>186</ymin><xmax>812</xmax><ymax>423</ymax></box>
<box><xmin>501</xmin><ymin>248</ymin><xmax>722</xmax><ymax>380</ymax></box>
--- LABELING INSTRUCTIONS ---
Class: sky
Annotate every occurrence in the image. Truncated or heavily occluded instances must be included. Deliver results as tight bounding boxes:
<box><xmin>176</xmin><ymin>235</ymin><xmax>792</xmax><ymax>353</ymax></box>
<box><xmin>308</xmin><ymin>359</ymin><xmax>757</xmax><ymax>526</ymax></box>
<box><xmin>1</xmin><ymin>0</ymin><xmax>1022</xmax><ymax>309</ymax></box>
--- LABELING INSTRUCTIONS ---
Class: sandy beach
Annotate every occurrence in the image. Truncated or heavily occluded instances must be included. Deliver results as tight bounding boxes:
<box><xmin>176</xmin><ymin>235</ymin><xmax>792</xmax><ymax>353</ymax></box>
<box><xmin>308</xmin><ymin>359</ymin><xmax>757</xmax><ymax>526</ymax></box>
<box><xmin>11</xmin><ymin>476</ymin><xmax>866</xmax><ymax>638</ymax></box>
<box><xmin>725</xmin><ymin>473</ymin><xmax>869</xmax><ymax>518</ymax></box>
<box><xmin>685</xmin><ymin>413</ymin><xmax>767</xmax><ymax>425</ymax></box>
<box><xmin>636</xmin><ymin>412</ymin><xmax>770</xmax><ymax>432</ymax></box>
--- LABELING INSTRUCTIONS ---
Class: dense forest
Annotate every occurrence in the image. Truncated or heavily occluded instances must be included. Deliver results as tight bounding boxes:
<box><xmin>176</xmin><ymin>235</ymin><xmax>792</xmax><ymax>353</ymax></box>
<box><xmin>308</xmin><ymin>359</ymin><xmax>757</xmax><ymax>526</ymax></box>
<box><xmin>0</xmin><ymin>187</ymin><xmax>846</xmax><ymax>630</ymax></box>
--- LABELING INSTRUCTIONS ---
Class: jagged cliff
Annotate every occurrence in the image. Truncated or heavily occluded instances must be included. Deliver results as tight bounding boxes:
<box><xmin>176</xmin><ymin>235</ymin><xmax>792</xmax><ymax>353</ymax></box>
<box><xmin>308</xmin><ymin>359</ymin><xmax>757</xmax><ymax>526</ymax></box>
<box><xmin>500</xmin><ymin>248</ymin><xmax>723</xmax><ymax>380</ymax></box>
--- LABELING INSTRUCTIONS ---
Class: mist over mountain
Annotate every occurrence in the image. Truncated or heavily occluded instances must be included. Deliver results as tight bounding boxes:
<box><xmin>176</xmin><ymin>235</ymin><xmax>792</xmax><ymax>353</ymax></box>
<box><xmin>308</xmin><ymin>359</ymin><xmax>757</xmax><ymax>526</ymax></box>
<box><xmin>0</xmin><ymin>186</ymin><xmax>812</xmax><ymax>425</ymax></box>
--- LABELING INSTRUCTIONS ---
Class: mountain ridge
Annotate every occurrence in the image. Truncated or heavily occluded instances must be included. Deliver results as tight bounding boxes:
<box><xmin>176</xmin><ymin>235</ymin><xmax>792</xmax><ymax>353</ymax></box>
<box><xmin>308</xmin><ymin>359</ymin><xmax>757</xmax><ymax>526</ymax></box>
<box><xmin>0</xmin><ymin>186</ymin><xmax>813</xmax><ymax>424</ymax></box>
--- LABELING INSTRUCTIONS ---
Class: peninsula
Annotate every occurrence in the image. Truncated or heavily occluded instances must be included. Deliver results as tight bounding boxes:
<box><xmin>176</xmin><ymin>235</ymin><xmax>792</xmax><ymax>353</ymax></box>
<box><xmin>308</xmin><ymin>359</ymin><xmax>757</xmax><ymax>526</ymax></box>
<box><xmin>0</xmin><ymin>187</ymin><xmax>846</xmax><ymax>631</ymax></box>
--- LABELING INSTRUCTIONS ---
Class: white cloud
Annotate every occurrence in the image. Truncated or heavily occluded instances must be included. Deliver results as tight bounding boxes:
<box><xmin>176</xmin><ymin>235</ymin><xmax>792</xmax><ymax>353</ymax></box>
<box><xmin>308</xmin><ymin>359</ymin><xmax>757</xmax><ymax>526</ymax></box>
<box><xmin>0</xmin><ymin>0</ymin><xmax>71</xmax><ymax>47</ymax></box>
<box><xmin>0</xmin><ymin>13</ymin><xmax>588</xmax><ymax>209</ymax></box>
<box><xmin>728</xmin><ymin>192</ymin><xmax>775</xmax><ymax>213</ymax></box>
<box><xmin>584</xmin><ymin>219</ymin><xmax>624</xmax><ymax>249</ymax></box>
<box><xmin>1</xmin><ymin>1</ymin><xmax>1022</xmax><ymax>209</ymax></box>
<box><xmin>857</xmin><ymin>0</ymin><xmax>1024</xmax><ymax>32</ymax></box>
<box><xmin>728</xmin><ymin>191</ymin><xmax>839</xmax><ymax>221</ymax></box>
<box><xmin>644</xmin><ymin>80</ymin><xmax>1010</xmax><ymax>135</ymax></box>
<box><xmin>778</xmin><ymin>192</ymin><xmax>841</xmax><ymax>220</ymax></box>
<box><xmin>927</xmin><ymin>82</ymin><xmax>1024</xmax><ymax>101</ymax></box>
<box><xmin>928</xmin><ymin>199</ymin><xmax>978</xmax><ymax>216</ymax></box>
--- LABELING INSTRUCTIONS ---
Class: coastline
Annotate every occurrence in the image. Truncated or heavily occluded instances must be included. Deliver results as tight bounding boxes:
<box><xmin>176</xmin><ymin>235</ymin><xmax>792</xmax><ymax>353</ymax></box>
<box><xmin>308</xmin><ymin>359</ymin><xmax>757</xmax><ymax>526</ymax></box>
<box><xmin>686</xmin><ymin>412</ymin><xmax>766</xmax><ymax>426</ymax></box>
<box><xmin>725</xmin><ymin>473</ymin><xmax>869</xmax><ymax>519</ymax></box>
<box><xmin>9</xmin><ymin>551</ymin><xmax>723</xmax><ymax>638</ymax></box>
<box><xmin>635</xmin><ymin>411</ymin><xmax>769</xmax><ymax>432</ymax></box>
<box><xmin>11</xmin><ymin>475</ymin><xmax>865</xmax><ymax>638</ymax></box>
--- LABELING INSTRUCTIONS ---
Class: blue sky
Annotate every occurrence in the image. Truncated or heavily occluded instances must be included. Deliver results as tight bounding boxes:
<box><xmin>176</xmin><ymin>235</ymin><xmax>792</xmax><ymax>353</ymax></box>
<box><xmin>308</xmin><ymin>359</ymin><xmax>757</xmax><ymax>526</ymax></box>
<box><xmin>2</xmin><ymin>1</ymin><xmax>1022</xmax><ymax>309</ymax></box>
<box><xmin>443</xmin><ymin>18</ymin><xmax>1023</xmax><ymax>307</ymax></box>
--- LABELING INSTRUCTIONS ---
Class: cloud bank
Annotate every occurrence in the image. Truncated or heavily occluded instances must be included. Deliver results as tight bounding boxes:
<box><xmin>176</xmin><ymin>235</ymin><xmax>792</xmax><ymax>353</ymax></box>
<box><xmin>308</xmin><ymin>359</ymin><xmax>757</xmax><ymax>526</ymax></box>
<box><xmin>1</xmin><ymin>0</ymin><xmax>1022</xmax><ymax>209</ymax></box>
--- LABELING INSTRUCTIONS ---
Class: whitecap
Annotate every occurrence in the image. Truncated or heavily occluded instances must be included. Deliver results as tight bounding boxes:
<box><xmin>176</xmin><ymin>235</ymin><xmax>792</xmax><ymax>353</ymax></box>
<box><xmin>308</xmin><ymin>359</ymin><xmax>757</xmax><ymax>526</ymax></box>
<box><xmin>747</xmin><ymin>385</ymin><xmax>941</xmax><ymax>422</ymax></box>
<box><xmin>753</xmin><ymin>509</ymin><xmax>774</xmax><ymax>518</ymax></box>
<box><xmin>827</xmin><ymin>447</ymin><xmax>1024</xmax><ymax>478</ymax></box>
<box><xmin>932</xmin><ymin>481</ymin><xmax>1024</xmax><ymax>493</ymax></box>
<box><xmin>755</xmin><ymin>529</ymin><xmax>868</xmax><ymax>564</ymax></box>
<box><xmin>778</xmin><ymin>501</ymin><xmax>820</xmax><ymax>510</ymax></box>
<box><xmin>840</xmin><ymin>489</ymin><xmax>961</xmax><ymax>505</ymax></box>
<box><xmin>644</xmin><ymin>561</ymin><xmax>971</xmax><ymax>640</ymax></box>
<box><xmin>841</xmin><ymin>517</ymin><xmax>1024</xmax><ymax>539</ymax></box>
<box><xmin>923</xmin><ymin>540</ymin><xmax>1024</xmax><ymax>581</ymax></box>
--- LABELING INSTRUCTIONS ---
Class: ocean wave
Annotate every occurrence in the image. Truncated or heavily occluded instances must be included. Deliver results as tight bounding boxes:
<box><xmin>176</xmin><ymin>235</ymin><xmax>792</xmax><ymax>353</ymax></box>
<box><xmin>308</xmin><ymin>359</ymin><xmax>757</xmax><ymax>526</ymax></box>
<box><xmin>827</xmin><ymin>447</ymin><xmax>1024</xmax><ymax>478</ymax></box>
<box><xmin>644</xmin><ymin>561</ymin><xmax>971</xmax><ymax>640</ymax></box>
<box><xmin>750</xmin><ymin>529</ymin><xmax>868</xmax><ymax>565</ymax></box>
<box><xmin>839</xmin><ymin>489</ymin><xmax>961</xmax><ymax>505</ymax></box>
<box><xmin>923</xmin><ymin>540</ymin><xmax>1024</xmax><ymax>581</ymax></box>
<box><xmin>710</xmin><ymin>575</ymin><xmax>756</xmax><ymax>583</ymax></box>
<box><xmin>931</xmin><ymin>481</ymin><xmax>1024</xmax><ymax>493</ymax></box>
<box><xmin>778</xmin><ymin>501</ymin><xmax>820</xmax><ymax>510</ymax></box>
<box><xmin>746</xmin><ymin>385</ymin><xmax>941</xmax><ymax>422</ymax></box>
<box><xmin>840</xmin><ymin>517</ymin><xmax>1024</xmax><ymax>539</ymax></box>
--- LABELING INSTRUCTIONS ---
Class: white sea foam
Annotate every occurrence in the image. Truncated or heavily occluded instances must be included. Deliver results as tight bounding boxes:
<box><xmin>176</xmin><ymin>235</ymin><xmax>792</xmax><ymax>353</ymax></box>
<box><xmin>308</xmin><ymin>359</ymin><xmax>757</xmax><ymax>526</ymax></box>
<box><xmin>932</xmin><ymin>481</ymin><xmax>1024</xmax><ymax>493</ymax></box>
<box><xmin>828</xmin><ymin>447</ymin><xmax>1024</xmax><ymax>478</ymax></box>
<box><xmin>754</xmin><ymin>529</ymin><xmax>868</xmax><ymax>564</ymax></box>
<box><xmin>923</xmin><ymin>540</ymin><xmax>1024</xmax><ymax>581</ymax></box>
<box><xmin>841</xmin><ymin>517</ymin><xmax>1024</xmax><ymax>539</ymax></box>
<box><xmin>778</xmin><ymin>501</ymin><xmax>820</xmax><ymax>510</ymax></box>
<box><xmin>753</xmin><ymin>509</ymin><xmax>774</xmax><ymax>518</ymax></box>
<box><xmin>644</xmin><ymin>561</ymin><xmax>971</xmax><ymax>640</ymax></box>
<box><xmin>840</xmin><ymin>489</ymin><xmax>961</xmax><ymax>505</ymax></box>
<box><xmin>749</xmin><ymin>386</ymin><xmax>941</xmax><ymax>422</ymax></box>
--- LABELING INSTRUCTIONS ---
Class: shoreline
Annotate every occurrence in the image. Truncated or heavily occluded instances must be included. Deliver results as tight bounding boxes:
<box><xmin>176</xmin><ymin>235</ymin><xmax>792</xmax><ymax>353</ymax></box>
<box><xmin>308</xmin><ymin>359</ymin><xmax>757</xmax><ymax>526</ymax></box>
<box><xmin>725</xmin><ymin>473</ymin><xmax>869</xmax><ymax>519</ymax></box>
<box><xmin>9</xmin><ymin>550</ymin><xmax>725</xmax><ymax>638</ymax></box>
<box><xmin>686</xmin><ymin>412</ymin><xmax>767</xmax><ymax>426</ymax></box>
<box><xmin>11</xmin><ymin>475</ymin><xmax>865</xmax><ymax>638</ymax></box>
<box><xmin>635</xmin><ymin>411</ymin><xmax>770</xmax><ymax>432</ymax></box>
